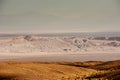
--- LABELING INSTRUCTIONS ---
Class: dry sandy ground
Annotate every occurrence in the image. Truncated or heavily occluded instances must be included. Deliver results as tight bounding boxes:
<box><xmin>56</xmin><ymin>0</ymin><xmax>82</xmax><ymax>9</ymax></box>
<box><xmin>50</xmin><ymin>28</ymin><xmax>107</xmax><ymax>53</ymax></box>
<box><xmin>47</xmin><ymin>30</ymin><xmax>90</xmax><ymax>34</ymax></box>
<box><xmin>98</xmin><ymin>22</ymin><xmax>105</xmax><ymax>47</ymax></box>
<box><xmin>0</xmin><ymin>52</ymin><xmax>120</xmax><ymax>62</ymax></box>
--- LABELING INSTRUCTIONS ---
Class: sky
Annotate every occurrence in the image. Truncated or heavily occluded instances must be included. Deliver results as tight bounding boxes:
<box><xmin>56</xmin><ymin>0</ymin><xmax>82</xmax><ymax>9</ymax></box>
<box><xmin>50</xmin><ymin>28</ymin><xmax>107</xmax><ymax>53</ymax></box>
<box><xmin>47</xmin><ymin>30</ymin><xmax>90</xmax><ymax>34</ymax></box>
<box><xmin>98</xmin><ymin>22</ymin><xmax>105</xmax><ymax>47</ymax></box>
<box><xmin>0</xmin><ymin>0</ymin><xmax>120</xmax><ymax>33</ymax></box>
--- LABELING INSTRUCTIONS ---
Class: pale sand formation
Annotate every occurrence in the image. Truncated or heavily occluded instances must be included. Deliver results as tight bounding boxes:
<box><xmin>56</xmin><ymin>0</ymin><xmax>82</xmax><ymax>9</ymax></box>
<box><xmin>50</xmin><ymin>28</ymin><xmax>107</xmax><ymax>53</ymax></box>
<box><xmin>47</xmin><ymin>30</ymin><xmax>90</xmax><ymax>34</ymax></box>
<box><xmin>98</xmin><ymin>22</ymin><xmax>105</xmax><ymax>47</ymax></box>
<box><xmin>0</xmin><ymin>36</ymin><xmax>120</xmax><ymax>61</ymax></box>
<box><xmin>0</xmin><ymin>36</ymin><xmax>120</xmax><ymax>53</ymax></box>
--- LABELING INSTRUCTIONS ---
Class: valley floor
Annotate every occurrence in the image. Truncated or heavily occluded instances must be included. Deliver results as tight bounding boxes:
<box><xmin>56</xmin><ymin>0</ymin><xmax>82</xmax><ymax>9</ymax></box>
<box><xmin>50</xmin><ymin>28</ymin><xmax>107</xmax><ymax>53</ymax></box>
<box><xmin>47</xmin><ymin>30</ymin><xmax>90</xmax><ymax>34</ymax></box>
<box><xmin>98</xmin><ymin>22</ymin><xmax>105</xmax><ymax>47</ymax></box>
<box><xmin>0</xmin><ymin>52</ymin><xmax>120</xmax><ymax>62</ymax></box>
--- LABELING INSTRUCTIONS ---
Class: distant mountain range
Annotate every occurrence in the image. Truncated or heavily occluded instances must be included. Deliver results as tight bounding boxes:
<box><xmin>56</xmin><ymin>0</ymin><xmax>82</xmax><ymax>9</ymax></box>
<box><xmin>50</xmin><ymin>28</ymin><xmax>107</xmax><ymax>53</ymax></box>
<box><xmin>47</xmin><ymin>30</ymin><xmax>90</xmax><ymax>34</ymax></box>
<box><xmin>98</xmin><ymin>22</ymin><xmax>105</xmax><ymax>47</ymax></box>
<box><xmin>0</xmin><ymin>32</ymin><xmax>120</xmax><ymax>37</ymax></box>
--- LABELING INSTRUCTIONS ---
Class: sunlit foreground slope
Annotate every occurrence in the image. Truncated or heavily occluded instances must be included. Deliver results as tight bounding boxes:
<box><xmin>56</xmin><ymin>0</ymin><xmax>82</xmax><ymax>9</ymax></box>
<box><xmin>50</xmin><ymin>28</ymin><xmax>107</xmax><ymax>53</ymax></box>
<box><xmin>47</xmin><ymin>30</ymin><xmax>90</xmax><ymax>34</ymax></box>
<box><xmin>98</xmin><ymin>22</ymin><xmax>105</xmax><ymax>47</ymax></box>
<box><xmin>0</xmin><ymin>60</ymin><xmax>120</xmax><ymax>80</ymax></box>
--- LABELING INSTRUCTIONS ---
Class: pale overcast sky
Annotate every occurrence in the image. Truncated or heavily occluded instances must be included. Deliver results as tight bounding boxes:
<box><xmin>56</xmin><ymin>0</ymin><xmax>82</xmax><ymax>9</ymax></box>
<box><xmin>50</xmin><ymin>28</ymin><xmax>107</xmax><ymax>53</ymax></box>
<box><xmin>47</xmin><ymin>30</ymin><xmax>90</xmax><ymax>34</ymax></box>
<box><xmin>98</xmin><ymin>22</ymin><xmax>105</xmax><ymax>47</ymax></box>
<box><xmin>0</xmin><ymin>0</ymin><xmax>120</xmax><ymax>33</ymax></box>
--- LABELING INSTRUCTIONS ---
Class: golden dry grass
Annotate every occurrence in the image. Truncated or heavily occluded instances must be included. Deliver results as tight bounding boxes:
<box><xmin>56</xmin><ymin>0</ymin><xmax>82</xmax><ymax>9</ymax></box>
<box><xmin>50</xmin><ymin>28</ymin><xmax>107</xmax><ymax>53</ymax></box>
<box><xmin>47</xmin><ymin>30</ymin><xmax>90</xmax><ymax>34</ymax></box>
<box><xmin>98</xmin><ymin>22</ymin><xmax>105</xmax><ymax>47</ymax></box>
<box><xmin>0</xmin><ymin>62</ymin><xmax>96</xmax><ymax>80</ymax></box>
<box><xmin>0</xmin><ymin>60</ymin><xmax>119</xmax><ymax>80</ymax></box>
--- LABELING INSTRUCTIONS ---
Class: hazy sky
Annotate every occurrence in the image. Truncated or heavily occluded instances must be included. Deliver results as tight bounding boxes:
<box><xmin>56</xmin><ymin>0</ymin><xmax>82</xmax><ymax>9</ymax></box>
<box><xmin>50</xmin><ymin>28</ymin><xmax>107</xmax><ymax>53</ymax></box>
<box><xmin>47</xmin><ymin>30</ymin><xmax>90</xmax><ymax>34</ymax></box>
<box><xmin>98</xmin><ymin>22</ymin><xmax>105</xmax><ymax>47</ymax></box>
<box><xmin>0</xmin><ymin>0</ymin><xmax>120</xmax><ymax>33</ymax></box>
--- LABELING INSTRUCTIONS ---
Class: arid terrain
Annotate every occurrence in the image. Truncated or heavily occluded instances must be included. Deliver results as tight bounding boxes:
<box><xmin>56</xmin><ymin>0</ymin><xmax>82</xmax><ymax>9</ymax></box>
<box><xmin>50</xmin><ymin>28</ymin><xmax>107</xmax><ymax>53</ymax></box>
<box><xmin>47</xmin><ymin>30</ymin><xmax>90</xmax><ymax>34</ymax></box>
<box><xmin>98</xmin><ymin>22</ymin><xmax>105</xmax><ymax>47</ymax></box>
<box><xmin>0</xmin><ymin>36</ymin><xmax>120</xmax><ymax>80</ymax></box>
<box><xmin>0</xmin><ymin>60</ymin><xmax>120</xmax><ymax>80</ymax></box>
<box><xmin>0</xmin><ymin>36</ymin><xmax>120</xmax><ymax>61</ymax></box>
<box><xmin>1</xmin><ymin>0</ymin><xmax>120</xmax><ymax>79</ymax></box>
<box><xmin>0</xmin><ymin>36</ymin><xmax>120</xmax><ymax>53</ymax></box>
